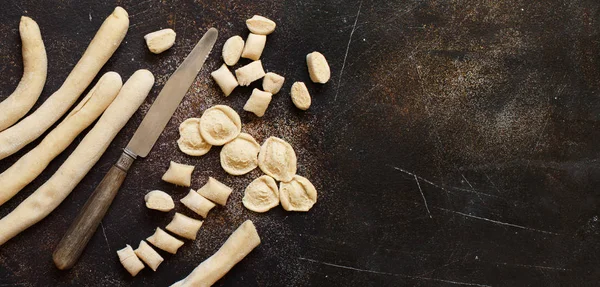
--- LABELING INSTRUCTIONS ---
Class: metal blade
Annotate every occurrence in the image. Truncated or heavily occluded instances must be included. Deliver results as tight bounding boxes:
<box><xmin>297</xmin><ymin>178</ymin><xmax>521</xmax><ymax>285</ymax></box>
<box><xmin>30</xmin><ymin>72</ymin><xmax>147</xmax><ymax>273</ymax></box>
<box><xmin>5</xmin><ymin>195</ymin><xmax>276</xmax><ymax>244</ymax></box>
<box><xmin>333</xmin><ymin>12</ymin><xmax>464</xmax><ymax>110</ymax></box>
<box><xmin>126</xmin><ymin>28</ymin><xmax>218</xmax><ymax>157</ymax></box>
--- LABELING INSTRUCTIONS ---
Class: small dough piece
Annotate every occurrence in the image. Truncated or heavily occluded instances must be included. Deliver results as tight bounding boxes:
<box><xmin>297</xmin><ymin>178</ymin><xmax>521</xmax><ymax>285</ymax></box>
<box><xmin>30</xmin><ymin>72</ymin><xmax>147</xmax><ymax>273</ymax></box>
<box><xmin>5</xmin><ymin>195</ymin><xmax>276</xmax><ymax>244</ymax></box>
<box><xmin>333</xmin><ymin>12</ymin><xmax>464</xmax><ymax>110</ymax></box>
<box><xmin>280</xmin><ymin>175</ymin><xmax>317</xmax><ymax>212</ymax></box>
<box><xmin>262</xmin><ymin>72</ymin><xmax>285</xmax><ymax>95</ymax></box>
<box><xmin>306</xmin><ymin>51</ymin><xmax>331</xmax><ymax>83</ymax></box>
<box><xmin>220</xmin><ymin>133</ymin><xmax>261</xmax><ymax>175</ymax></box>
<box><xmin>199</xmin><ymin>105</ymin><xmax>241</xmax><ymax>146</ymax></box>
<box><xmin>166</xmin><ymin>213</ymin><xmax>203</xmax><ymax>240</ymax></box>
<box><xmin>197</xmin><ymin>177</ymin><xmax>233</xmax><ymax>206</ymax></box>
<box><xmin>181</xmin><ymin>190</ymin><xmax>216</xmax><ymax>218</ymax></box>
<box><xmin>243</xmin><ymin>89</ymin><xmax>272</xmax><ymax>117</ymax></box>
<box><xmin>144</xmin><ymin>190</ymin><xmax>175</xmax><ymax>212</ymax></box>
<box><xmin>258</xmin><ymin>137</ymin><xmax>297</xmax><ymax>182</ymax></box>
<box><xmin>134</xmin><ymin>241</ymin><xmax>164</xmax><ymax>271</ymax></box>
<box><xmin>246</xmin><ymin>15</ymin><xmax>276</xmax><ymax>35</ymax></box>
<box><xmin>147</xmin><ymin>227</ymin><xmax>185</xmax><ymax>254</ymax></box>
<box><xmin>117</xmin><ymin>245</ymin><xmax>145</xmax><ymax>276</ymax></box>
<box><xmin>241</xmin><ymin>33</ymin><xmax>266</xmax><ymax>61</ymax></box>
<box><xmin>211</xmin><ymin>64</ymin><xmax>238</xmax><ymax>96</ymax></box>
<box><xmin>235</xmin><ymin>60</ymin><xmax>266</xmax><ymax>86</ymax></box>
<box><xmin>291</xmin><ymin>82</ymin><xmax>311</xmax><ymax>110</ymax></box>
<box><xmin>144</xmin><ymin>28</ymin><xmax>176</xmax><ymax>54</ymax></box>
<box><xmin>243</xmin><ymin>175</ymin><xmax>279</xmax><ymax>213</ymax></box>
<box><xmin>162</xmin><ymin>161</ymin><xmax>194</xmax><ymax>187</ymax></box>
<box><xmin>177</xmin><ymin>118</ymin><xmax>212</xmax><ymax>156</ymax></box>
<box><xmin>222</xmin><ymin>35</ymin><xmax>245</xmax><ymax>66</ymax></box>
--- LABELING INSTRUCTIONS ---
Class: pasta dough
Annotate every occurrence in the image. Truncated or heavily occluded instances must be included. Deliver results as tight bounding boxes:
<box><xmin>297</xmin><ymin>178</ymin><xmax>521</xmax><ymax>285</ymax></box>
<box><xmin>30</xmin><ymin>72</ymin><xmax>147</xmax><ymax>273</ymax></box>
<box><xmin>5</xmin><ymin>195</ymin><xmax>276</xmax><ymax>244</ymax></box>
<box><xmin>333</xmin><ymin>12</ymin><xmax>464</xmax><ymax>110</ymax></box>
<box><xmin>166</xmin><ymin>213</ymin><xmax>203</xmax><ymax>240</ymax></box>
<box><xmin>241</xmin><ymin>33</ymin><xmax>266</xmax><ymax>61</ymax></box>
<box><xmin>291</xmin><ymin>82</ymin><xmax>311</xmax><ymax>110</ymax></box>
<box><xmin>144</xmin><ymin>28</ymin><xmax>176</xmax><ymax>54</ymax></box>
<box><xmin>220</xmin><ymin>133</ymin><xmax>260</xmax><ymax>175</ymax></box>
<box><xmin>306</xmin><ymin>51</ymin><xmax>331</xmax><ymax>83</ymax></box>
<box><xmin>144</xmin><ymin>190</ymin><xmax>175</xmax><ymax>212</ymax></box>
<box><xmin>243</xmin><ymin>89</ymin><xmax>273</xmax><ymax>117</ymax></box>
<box><xmin>258</xmin><ymin>137</ymin><xmax>297</xmax><ymax>182</ymax></box>
<box><xmin>199</xmin><ymin>105</ymin><xmax>241</xmax><ymax>146</ymax></box>
<box><xmin>135</xmin><ymin>240</ymin><xmax>164</xmax><ymax>271</ymax></box>
<box><xmin>211</xmin><ymin>64</ymin><xmax>238</xmax><ymax>96</ymax></box>
<box><xmin>197</xmin><ymin>177</ymin><xmax>233</xmax><ymax>206</ymax></box>
<box><xmin>222</xmin><ymin>35</ymin><xmax>244</xmax><ymax>66</ymax></box>
<box><xmin>181</xmin><ymin>190</ymin><xmax>216</xmax><ymax>218</ymax></box>
<box><xmin>162</xmin><ymin>161</ymin><xmax>195</xmax><ymax>187</ymax></box>
<box><xmin>262</xmin><ymin>72</ymin><xmax>285</xmax><ymax>95</ymax></box>
<box><xmin>246</xmin><ymin>15</ymin><xmax>276</xmax><ymax>35</ymax></box>
<box><xmin>177</xmin><ymin>118</ymin><xmax>212</xmax><ymax>156</ymax></box>
<box><xmin>117</xmin><ymin>245</ymin><xmax>145</xmax><ymax>276</ymax></box>
<box><xmin>242</xmin><ymin>175</ymin><xmax>279</xmax><ymax>213</ymax></box>
<box><xmin>279</xmin><ymin>175</ymin><xmax>317</xmax><ymax>212</ymax></box>
<box><xmin>235</xmin><ymin>60</ymin><xmax>265</xmax><ymax>86</ymax></box>
<box><xmin>147</xmin><ymin>227</ymin><xmax>185</xmax><ymax>254</ymax></box>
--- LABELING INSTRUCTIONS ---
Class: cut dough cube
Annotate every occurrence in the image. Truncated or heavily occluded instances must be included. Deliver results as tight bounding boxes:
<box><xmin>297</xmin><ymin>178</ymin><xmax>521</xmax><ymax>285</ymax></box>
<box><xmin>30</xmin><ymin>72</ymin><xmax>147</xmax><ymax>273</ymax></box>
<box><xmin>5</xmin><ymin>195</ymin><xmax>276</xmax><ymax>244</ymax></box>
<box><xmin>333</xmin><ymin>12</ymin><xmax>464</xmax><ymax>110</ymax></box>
<box><xmin>235</xmin><ymin>60</ymin><xmax>266</xmax><ymax>86</ymax></box>
<box><xmin>144</xmin><ymin>190</ymin><xmax>174</xmax><ymax>212</ymax></box>
<box><xmin>181</xmin><ymin>189</ymin><xmax>216</xmax><ymax>218</ymax></box>
<box><xmin>162</xmin><ymin>161</ymin><xmax>194</xmax><ymax>187</ymax></box>
<box><xmin>177</xmin><ymin>118</ymin><xmax>212</xmax><ymax>156</ymax></box>
<box><xmin>262</xmin><ymin>72</ymin><xmax>285</xmax><ymax>94</ymax></box>
<box><xmin>241</xmin><ymin>33</ymin><xmax>266</xmax><ymax>61</ymax></box>
<box><xmin>258</xmin><ymin>136</ymin><xmax>297</xmax><ymax>182</ymax></box>
<box><xmin>246</xmin><ymin>15</ymin><xmax>276</xmax><ymax>35</ymax></box>
<box><xmin>199</xmin><ymin>105</ymin><xmax>242</xmax><ymax>146</ymax></box>
<box><xmin>290</xmin><ymin>82</ymin><xmax>311</xmax><ymax>110</ymax></box>
<box><xmin>144</xmin><ymin>28</ymin><xmax>176</xmax><ymax>54</ymax></box>
<box><xmin>117</xmin><ymin>245</ymin><xmax>145</xmax><ymax>276</ymax></box>
<box><xmin>306</xmin><ymin>51</ymin><xmax>331</xmax><ymax>83</ymax></box>
<box><xmin>243</xmin><ymin>89</ymin><xmax>272</xmax><ymax>117</ymax></box>
<box><xmin>211</xmin><ymin>64</ymin><xmax>239</xmax><ymax>96</ymax></box>
<box><xmin>147</xmin><ymin>227</ymin><xmax>185</xmax><ymax>254</ymax></box>
<box><xmin>222</xmin><ymin>35</ymin><xmax>245</xmax><ymax>66</ymax></box>
<box><xmin>220</xmin><ymin>133</ymin><xmax>261</xmax><ymax>175</ymax></box>
<box><xmin>166</xmin><ymin>212</ymin><xmax>203</xmax><ymax>240</ymax></box>
<box><xmin>197</xmin><ymin>177</ymin><xmax>233</xmax><ymax>206</ymax></box>
<box><xmin>279</xmin><ymin>175</ymin><xmax>317</xmax><ymax>212</ymax></box>
<box><xmin>134</xmin><ymin>241</ymin><xmax>164</xmax><ymax>271</ymax></box>
<box><xmin>243</xmin><ymin>175</ymin><xmax>279</xmax><ymax>213</ymax></box>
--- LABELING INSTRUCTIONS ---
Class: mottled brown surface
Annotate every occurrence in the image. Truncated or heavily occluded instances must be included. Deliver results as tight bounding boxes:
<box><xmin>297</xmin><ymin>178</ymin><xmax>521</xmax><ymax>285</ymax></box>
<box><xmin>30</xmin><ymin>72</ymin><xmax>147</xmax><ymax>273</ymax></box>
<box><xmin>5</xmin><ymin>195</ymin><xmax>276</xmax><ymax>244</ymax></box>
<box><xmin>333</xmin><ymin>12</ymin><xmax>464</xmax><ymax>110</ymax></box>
<box><xmin>1</xmin><ymin>0</ymin><xmax>600</xmax><ymax>286</ymax></box>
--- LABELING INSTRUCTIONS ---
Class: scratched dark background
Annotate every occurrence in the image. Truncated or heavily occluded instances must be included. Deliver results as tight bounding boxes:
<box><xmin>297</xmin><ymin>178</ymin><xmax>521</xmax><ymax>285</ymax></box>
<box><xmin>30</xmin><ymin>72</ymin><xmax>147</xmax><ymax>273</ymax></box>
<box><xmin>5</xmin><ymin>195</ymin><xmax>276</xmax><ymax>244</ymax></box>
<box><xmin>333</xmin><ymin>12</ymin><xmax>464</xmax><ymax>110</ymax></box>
<box><xmin>0</xmin><ymin>0</ymin><xmax>599</xmax><ymax>286</ymax></box>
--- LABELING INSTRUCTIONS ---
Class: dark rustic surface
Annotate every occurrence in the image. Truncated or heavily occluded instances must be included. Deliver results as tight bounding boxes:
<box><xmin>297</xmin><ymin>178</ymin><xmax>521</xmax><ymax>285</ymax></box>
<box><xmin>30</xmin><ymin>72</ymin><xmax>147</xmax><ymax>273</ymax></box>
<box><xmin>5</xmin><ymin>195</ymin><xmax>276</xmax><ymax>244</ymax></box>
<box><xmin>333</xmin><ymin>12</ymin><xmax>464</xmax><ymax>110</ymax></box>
<box><xmin>1</xmin><ymin>0</ymin><xmax>599</xmax><ymax>286</ymax></box>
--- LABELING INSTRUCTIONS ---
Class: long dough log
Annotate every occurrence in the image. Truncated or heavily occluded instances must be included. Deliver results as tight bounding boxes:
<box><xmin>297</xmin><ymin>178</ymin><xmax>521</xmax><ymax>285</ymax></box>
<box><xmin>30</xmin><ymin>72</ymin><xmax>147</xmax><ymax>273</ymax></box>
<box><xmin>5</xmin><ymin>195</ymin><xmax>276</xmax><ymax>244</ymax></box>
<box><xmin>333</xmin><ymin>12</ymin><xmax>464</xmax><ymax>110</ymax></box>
<box><xmin>0</xmin><ymin>7</ymin><xmax>129</xmax><ymax>160</ymax></box>
<box><xmin>0</xmin><ymin>17</ymin><xmax>47</xmax><ymax>132</ymax></box>
<box><xmin>0</xmin><ymin>70</ymin><xmax>154</xmax><ymax>246</ymax></box>
<box><xmin>171</xmin><ymin>220</ymin><xmax>261</xmax><ymax>287</ymax></box>
<box><xmin>0</xmin><ymin>72</ymin><xmax>122</xmax><ymax>207</ymax></box>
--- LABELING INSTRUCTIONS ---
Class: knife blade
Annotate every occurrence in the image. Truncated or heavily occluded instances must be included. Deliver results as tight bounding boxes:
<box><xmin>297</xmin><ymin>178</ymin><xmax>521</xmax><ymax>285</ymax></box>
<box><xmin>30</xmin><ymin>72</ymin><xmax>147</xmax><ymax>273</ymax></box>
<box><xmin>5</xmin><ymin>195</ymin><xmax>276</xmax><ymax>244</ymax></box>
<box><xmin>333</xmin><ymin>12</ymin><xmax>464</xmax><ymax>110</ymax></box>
<box><xmin>52</xmin><ymin>28</ymin><xmax>218</xmax><ymax>270</ymax></box>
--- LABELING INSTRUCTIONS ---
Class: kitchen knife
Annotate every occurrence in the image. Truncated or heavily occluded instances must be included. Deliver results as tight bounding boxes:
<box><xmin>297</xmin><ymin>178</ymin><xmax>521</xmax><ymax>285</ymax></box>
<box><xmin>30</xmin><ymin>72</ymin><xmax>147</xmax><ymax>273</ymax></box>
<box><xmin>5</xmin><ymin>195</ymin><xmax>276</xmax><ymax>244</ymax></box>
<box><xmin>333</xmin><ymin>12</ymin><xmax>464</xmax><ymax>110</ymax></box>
<box><xmin>52</xmin><ymin>28</ymin><xmax>218</xmax><ymax>270</ymax></box>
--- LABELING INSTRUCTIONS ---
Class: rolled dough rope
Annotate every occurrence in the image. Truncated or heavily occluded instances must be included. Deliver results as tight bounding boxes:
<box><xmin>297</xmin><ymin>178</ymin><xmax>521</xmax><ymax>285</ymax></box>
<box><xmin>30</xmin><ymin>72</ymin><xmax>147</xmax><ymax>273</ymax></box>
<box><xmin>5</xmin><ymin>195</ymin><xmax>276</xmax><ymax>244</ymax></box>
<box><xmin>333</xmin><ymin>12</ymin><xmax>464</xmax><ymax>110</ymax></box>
<box><xmin>0</xmin><ymin>7</ymin><xmax>129</xmax><ymax>160</ymax></box>
<box><xmin>170</xmin><ymin>220</ymin><xmax>261</xmax><ymax>287</ymax></box>
<box><xmin>0</xmin><ymin>69</ymin><xmax>154</xmax><ymax>246</ymax></box>
<box><xmin>0</xmin><ymin>72</ymin><xmax>123</xmax><ymax>207</ymax></box>
<box><xmin>0</xmin><ymin>16</ymin><xmax>47</xmax><ymax>132</ymax></box>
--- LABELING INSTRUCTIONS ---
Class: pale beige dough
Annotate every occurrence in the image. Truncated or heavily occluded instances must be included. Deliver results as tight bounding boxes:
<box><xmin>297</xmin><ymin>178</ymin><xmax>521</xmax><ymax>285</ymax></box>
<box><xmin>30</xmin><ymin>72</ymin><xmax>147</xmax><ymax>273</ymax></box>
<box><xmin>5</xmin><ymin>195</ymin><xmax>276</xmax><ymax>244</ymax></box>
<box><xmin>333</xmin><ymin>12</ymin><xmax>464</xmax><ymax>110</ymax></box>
<box><xmin>147</xmin><ymin>227</ymin><xmax>184</xmax><ymax>254</ymax></box>
<box><xmin>246</xmin><ymin>15</ymin><xmax>276</xmax><ymax>35</ymax></box>
<box><xmin>243</xmin><ymin>175</ymin><xmax>279</xmax><ymax>213</ymax></box>
<box><xmin>144</xmin><ymin>190</ymin><xmax>174</xmax><ymax>212</ymax></box>
<box><xmin>170</xmin><ymin>220</ymin><xmax>261</xmax><ymax>287</ymax></box>
<box><xmin>258</xmin><ymin>137</ymin><xmax>297</xmax><ymax>182</ymax></box>
<box><xmin>262</xmin><ymin>72</ymin><xmax>285</xmax><ymax>94</ymax></box>
<box><xmin>279</xmin><ymin>175</ymin><xmax>317</xmax><ymax>212</ymax></box>
<box><xmin>235</xmin><ymin>60</ymin><xmax>265</xmax><ymax>86</ymax></box>
<box><xmin>222</xmin><ymin>35</ymin><xmax>244</xmax><ymax>66</ymax></box>
<box><xmin>180</xmin><ymin>189</ymin><xmax>216</xmax><ymax>218</ymax></box>
<box><xmin>211</xmin><ymin>64</ymin><xmax>238</xmax><ymax>96</ymax></box>
<box><xmin>0</xmin><ymin>17</ymin><xmax>47</xmax><ymax>132</ymax></box>
<box><xmin>177</xmin><ymin>118</ymin><xmax>212</xmax><ymax>156</ymax></box>
<box><xmin>220</xmin><ymin>133</ymin><xmax>261</xmax><ymax>175</ymax></box>
<box><xmin>291</xmin><ymin>82</ymin><xmax>311</xmax><ymax>110</ymax></box>
<box><xmin>0</xmin><ymin>7</ymin><xmax>129</xmax><ymax>160</ymax></box>
<box><xmin>306</xmin><ymin>51</ymin><xmax>331</xmax><ymax>83</ymax></box>
<box><xmin>199</xmin><ymin>105</ymin><xmax>241</xmax><ymax>146</ymax></box>
<box><xmin>135</xmin><ymin>240</ymin><xmax>164</xmax><ymax>271</ymax></box>
<box><xmin>241</xmin><ymin>33</ymin><xmax>266</xmax><ymax>61</ymax></box>
<box><xmin>197</xmin><ymin>177</ymin><xmax>233</xmax><ymax>206</ymax></box>
<box><xmin>144</xmin><ymin>28</ymin><xmax>176</xmax><ymax>54</ymax></box>
<box><xmin>166</xmin><ymin>213</ymin><xmax>203</xmax><ymax>240</ymax></box>
<box><xmin>162</xmin><ymin>161</ymin><xmax>194</xmax><ymax>187</ymax></box>
<box><xmin>117</xmin><ymin>245</ymin><xmax>145</xmax><ymax>276</ymax></box>
<box><xmin>243</xmin><ymin>89</ymin><xmax>273</xmax><ymax>117</ymax></box>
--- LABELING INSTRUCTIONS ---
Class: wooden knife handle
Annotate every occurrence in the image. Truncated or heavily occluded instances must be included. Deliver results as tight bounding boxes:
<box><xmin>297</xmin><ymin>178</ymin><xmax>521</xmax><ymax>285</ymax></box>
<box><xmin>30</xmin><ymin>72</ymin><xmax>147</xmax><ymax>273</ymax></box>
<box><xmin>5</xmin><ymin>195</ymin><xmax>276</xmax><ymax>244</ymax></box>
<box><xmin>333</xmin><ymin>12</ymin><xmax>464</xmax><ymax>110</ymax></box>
<box><xmin>53</xmin><ymin>150</ymin><xmax>136</xmax><ymax>270</ymax></box>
